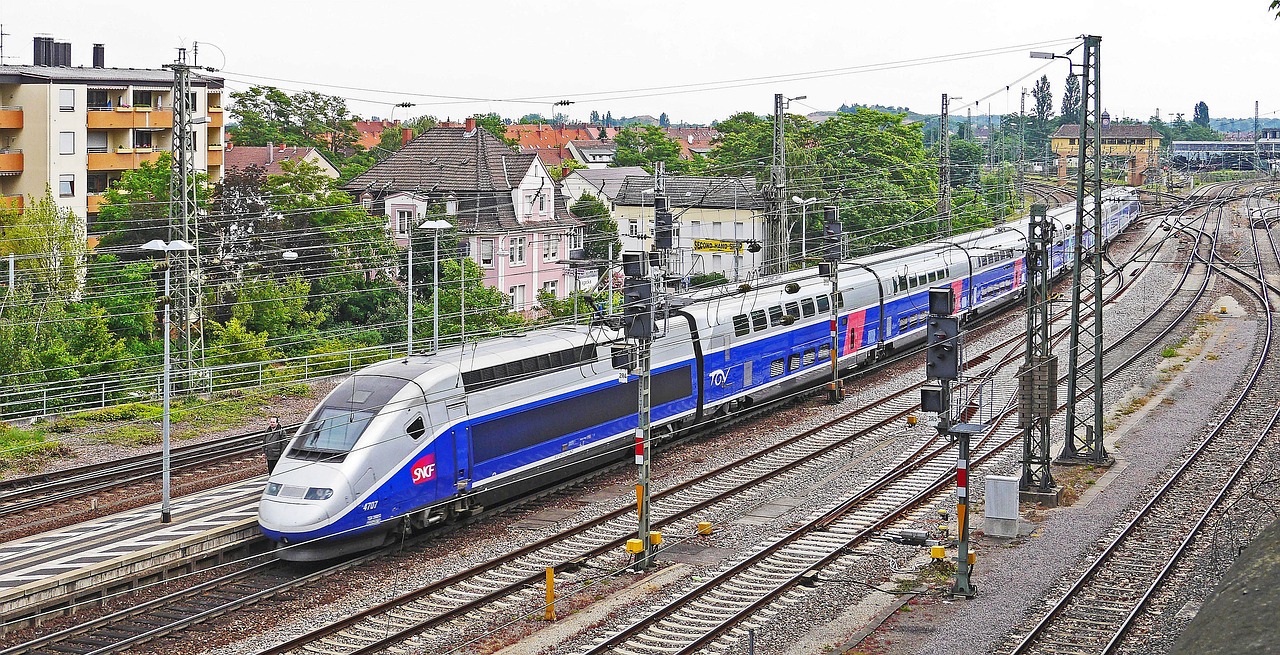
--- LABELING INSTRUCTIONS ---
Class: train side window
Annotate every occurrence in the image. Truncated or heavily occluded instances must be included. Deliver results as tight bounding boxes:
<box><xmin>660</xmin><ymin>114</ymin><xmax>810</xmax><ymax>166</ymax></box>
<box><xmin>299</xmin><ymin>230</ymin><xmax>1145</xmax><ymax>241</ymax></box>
<box><xmin>770</xmin><ymin>358</ymin><xmax>785</xmax><ymax>377</ymax></box>
<box><xmin>837</xmin><ymin>292</ymin><xmax>845</xmax><ymax>309</ymax></box>
<box><xmin>751</xmin><ymin>310</ymin><xmax>768</xmax><ymax>332</ymax></box>
<box><xmin>784</xmin><ymin>302</ymin><xmax>801</xmax><ymax>318</ymax></box>
<box><xmin>816</xmin><ymin>295</ymin><xmax>830</xmax><ymax>313</ymax></box>
<box><xmin>818</xmin><ymin>343</ymin><xmax>831</xmax><ymax>360</ymax></box>
<box><xmin>788</xmin><ymin>353</ymin><xmax>801</xmax><ymax>371</ymax></box>
<box><xmin>406</xmin><ymin>416</ymin><xmax>427</xmax><ymax>440</ymax></box>
<box><xmin>802</xmin><ymin>349</ymin><xmax>816</xmax><ymax>366</ymax></box>
<box><xmin>733</xmin><ymin>314</ymin><xmax>750</xmax><ymax>337</ymax></box>
<box><xmin>801</xmin><ymin>298</ymin><xmax>816</xmax><ymax>317</ymax></box>
<box><xmin>769</xmin><ymin>306</ymin><xmax>784</xmax><ymax>327</ymax></box>
<box><xmin>898</xmin><ymin>275</ymin><xmax>908</xmax><ymax>292</ymax></box>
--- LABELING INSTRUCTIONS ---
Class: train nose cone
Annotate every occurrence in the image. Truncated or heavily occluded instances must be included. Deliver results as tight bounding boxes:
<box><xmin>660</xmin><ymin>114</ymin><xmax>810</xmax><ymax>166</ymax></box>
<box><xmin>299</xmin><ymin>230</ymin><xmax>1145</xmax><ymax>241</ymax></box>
<box><xmin>257</xmin><ymin>468</ymin><xmax>353</xmax><ymax>535</ymax></box>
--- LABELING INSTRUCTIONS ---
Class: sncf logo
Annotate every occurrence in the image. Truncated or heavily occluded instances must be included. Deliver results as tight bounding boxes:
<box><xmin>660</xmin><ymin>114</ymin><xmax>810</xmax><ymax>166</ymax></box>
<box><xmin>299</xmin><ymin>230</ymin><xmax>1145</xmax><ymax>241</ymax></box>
<box><xmin>709</xmin><ymin>369</ymin><xmax>727</xmax><ymax>386</ymax></box>
<box><xmin>411</xmin><ymin>453</ymin><xmax>437</xmax><ymax>484</ymax></box>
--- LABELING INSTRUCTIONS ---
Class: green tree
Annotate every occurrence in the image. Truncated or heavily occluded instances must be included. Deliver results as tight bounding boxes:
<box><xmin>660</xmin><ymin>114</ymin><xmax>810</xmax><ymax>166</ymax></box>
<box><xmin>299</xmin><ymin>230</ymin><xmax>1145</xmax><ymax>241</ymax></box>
<box><xmin>570</xmin><ymin>193</ymin><xmax>620</xmax><ymax>262</ymax></box>
<box><xmin>229</xmin><ymin>275</ymin><xmax>321</xmax><ymax>344</ymax></box>
<box><xmin>518</xmin><ymin>113</ymin><xmax>547</xmax><ymax>124</ymax></box>
<box><xmin>1060</xmin><ymin>74</ymin><xmax>1081</xmax><ymax>126</ymax></box>
<box><xmin>471</xmin><ymin>113</ymin><xmax>517</xmax><ymax>145</ymax></box>
<box><xmin>228</xmin><ymin>85</ymin><xmax>358</xmax><ymax>151</ymax></box>
<box><xmin>95</xmin><ymin>153</ymin><xmax>210</xmax><ymax>248</ymax></box>
<box><xmin>613</xmin><ymin>125</ymin><xmax>688</xmax><ymax>173</ymax></box>
<box><xmin>0</xmin><ymin>189</ymin><xmax>85</xmax><ymax>302</ymax></box>
<box><xmin>1193</xmin><ymin>101</ymin><xmax>1211</xmax><ymax>128</ymax></box>
<box><xmin>1029</xmin><ymin>75</ymin><xmax>1054</xmax><ymax>153</ymax></box>
<box><xmin>84</xmin><ymin>254</ymin><xmax>155</xmax><ymax>346</ymax></box>
<box><xmin>948</xmin><ymin>140</ymin><xmax>984</xmax><ymax>189</ymax></box>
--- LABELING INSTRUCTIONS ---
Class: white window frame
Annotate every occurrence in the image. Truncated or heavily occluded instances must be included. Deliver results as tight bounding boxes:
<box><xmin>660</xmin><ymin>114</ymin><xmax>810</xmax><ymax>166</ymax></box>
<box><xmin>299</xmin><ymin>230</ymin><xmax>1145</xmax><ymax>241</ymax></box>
<box><xmin>628</xmin><ymin>220</ymin><xmax>639</xmax><ymax>237</ymax></box>
<box><xmin>59</xmin><ymin>89</ymin><xmax>74</xmax><ymax>111</ymax></box>
<box><xmin>479</xmin><ymin>239</ymin><xmax>495</xmax><ymax>268</ymax></box>
<box><xmin>58</xmin><ymin>174</ymin><xmax>74</xmax><ymax>197</ymax></box>
<box><xmin>509</xmin><ymin>237</ymin><xmax>526</xmax><ymax>266</ymax></box>
<box><xmin>395</xmin><ymin>209</ymin><xmax>412</xmax><ymax>238</ymax></box>
<box><xmin>538</xmin><ymin>193</ymin><xmax>547</xmax><ymax>213</ymax></box>
<box><xmin>542</xmin><ymin>280</ymin><xmax>557</xmax><ymax>296</ymax></box>
<box><xmin>570</xmin><ymin>228</ymin><xmax>584</xmax><ymax>250</ymax></box>
<box><xmin>509</xmin><ymin>284</ymin><xmax>526</xmax><ymax>310</ymax></box>
<box><xmin>59</xmin><ymin>131</ymin><xmax>75</xmax><ymax>155</ymax></box>
<box><xmin>542</xmin><ymin>233</ymin><xmax>560</xmax><ymax>262</ymax></box>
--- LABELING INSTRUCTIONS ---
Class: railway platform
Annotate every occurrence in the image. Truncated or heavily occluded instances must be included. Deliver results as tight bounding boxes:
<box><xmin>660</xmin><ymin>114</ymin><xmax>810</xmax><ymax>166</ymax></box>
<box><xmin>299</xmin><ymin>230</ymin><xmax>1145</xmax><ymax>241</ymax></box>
<box><xmin>0</xmin><ymin>477</ymin><xmax>266</xmax><ymax>631</ymax></box>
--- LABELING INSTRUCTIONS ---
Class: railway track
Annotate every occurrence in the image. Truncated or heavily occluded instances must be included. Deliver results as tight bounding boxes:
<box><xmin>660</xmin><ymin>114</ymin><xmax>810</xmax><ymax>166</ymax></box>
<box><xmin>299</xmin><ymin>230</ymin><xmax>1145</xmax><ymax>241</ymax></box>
<box><xmin>0</xmin><ymin>196</ymin><xmax>1212</xmax><ymax>655</ymax></box>
<box><xmin>1006</xmin><ymin>188</ymin><xmax>1278</xmax><ymax>655</ymax></box>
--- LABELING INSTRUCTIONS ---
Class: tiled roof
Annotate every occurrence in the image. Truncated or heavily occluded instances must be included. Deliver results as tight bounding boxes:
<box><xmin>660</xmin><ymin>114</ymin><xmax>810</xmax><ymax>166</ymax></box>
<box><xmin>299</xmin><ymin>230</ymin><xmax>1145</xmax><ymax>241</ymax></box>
<box><xmin>345</xmin><ymin>126</ymin><xmax>580</xmax><ymax>233</ymax></box>
<box><xmin>346</xmin><ymin>126</ymin><xmax>536</xmax><ymax>193</ymax></box>
<box><xmin>570</xmin><ymin>140</ymin><xmax>617</xmax><ymax>153</ymax></box>
<box><xmin>615</xmin><ymin>175</ymin><xmax>763</xmax><ymax>210</ymax></box>
<box><xmin>564</xmin><ymin>166</ymin><xmax>648</xmax><ymax>200</ymax></box>
<box><xmin>0</xmin><ymin>64</ymin><xmax>222</xmax><ymax>87</ymax></box>
<box><xmin>1052</xmin><ymin>123</ymin><xmax>1161</xmax><ymax>139</ymax></box>
<box><xmin>224</xmin><ymin>145</ymin><xmax>335</xmax><ymax>176</ymax></box>
<box><xmin>352</xmin><ymin>120</ymin><xmax>400</xmax><ymax>150</ymax></box>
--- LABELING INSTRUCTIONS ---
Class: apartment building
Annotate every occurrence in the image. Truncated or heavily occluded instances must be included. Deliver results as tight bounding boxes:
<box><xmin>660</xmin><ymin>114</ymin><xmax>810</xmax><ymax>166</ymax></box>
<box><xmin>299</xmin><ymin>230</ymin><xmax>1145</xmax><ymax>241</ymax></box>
<box><xmin>0</xmin><ymin>38</ymin><xmax>225</xmax><ymax>230</ymax></box>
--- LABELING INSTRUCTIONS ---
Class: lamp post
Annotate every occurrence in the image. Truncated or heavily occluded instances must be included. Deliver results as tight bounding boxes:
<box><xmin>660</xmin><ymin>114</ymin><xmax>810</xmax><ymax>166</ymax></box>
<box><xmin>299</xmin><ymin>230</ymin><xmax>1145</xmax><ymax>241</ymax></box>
<box><xmin>419</xmin><ymin>219</ymin><xmax>453</xmax><ymax>354</ymax></box>
<box><xmin>140</xmin><ymin>238</ymin><xmax>195</xmax><ymax>524</ymax></box>
<box><xmin>791</xmin><ymin>196</ymin><xmax>819</xmax><ymax>263</ymax></box>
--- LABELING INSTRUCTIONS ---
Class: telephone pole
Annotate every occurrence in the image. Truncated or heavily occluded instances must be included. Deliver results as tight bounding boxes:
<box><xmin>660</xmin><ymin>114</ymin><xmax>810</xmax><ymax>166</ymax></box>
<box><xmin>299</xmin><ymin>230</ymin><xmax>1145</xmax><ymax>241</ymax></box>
<box><xmin>163</xmin><ymin>48</ymin><xmax>208</xmax><ymax>391</ymax></box>
<box><xmin>939</xmin><ymin>93</ymin><xmax>953</xmax><ymax>237</ymax></box>
<box><xmin>1060</xmin><ymin>35</ymin><xmax>1109</xmax><ymax>466</ymax></box>
<box><xmin>765</xmin><ymin>93</ymin><xmax>788</xmax><ymax>274</ymax></box>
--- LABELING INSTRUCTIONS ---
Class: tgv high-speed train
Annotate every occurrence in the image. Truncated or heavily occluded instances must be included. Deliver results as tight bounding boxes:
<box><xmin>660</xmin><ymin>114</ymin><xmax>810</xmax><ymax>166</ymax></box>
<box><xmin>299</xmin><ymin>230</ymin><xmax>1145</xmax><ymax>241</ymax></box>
<box><xmin>259</xmin><ymin>188</ymin><xmax>1141</xmax><ymax>560</ymax></box>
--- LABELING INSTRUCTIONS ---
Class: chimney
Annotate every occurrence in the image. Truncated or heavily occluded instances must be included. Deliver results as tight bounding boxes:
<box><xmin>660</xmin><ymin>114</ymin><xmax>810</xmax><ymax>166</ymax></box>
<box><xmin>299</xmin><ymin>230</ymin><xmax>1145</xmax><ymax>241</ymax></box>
<box><xmin>402</xmin><ymin>128</ymin><xmax>413</xmax><ymax>145</ymax></box>
<box><xmin>268</xmin><ymin>142</ymin><xmax>273</xmax><ymax>164</ymax></box>
<box><xmin>465</xmin><ymin>117</ymin><xmax>477</xmax><ymax>133</ymax></box>
<box><xmin>33</xmin><ymin>37</ymin><xmax>53</xmax><ymax>66</ymax></box>
<box><xmin>55</xmin><ymin>41</ymin><xmax>70</xmax><ymax>67</ymax></box>
<box><xmin>92</xmin><ymin>44</ymin><xmax>104</xmax><ymax>68</ymax></box>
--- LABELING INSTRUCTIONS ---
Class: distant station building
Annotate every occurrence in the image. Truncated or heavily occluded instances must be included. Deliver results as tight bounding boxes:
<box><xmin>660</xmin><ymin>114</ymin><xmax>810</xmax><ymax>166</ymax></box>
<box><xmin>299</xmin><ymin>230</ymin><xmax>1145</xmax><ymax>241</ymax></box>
<box><xmin>1050</xmin><ymin>113</ymin><xmax>1161</xmax><ymax>185</ymax></box>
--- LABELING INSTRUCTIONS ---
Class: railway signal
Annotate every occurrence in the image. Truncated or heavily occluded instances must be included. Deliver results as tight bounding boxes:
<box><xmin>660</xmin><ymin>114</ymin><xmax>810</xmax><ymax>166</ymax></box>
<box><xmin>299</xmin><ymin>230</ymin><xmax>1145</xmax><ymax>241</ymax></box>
<box><xmin>921</xmin><ymin>286</ymin><xmax>977</xmax><ymax>598</ymax></box>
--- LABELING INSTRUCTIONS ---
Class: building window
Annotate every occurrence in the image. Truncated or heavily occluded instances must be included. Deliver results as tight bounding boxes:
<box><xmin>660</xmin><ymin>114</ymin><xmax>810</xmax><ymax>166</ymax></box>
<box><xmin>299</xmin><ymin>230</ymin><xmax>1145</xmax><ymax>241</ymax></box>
<box><xmin>133</xmin><ymin>131</ymin><xmax>153</xmax><ymax>149</ymax></box>
<box><xmin>570</xmin><ymin>228</ymin><xmax>583</xmax><ymax>250</ymax></box>
<box><xmin>361</xmin><ymin>193</ymin><xmax>372</xmax><ymax>210</ymax></box>
<box><xmin>509</xmin><ymin>237</ymin><xmax>526</xmax><ymax>265</ymax></box>
<box><xmin>87</xmin><ymin>89</ymin><xmax>109</xmax><ymax>110</ymax></box>
<box><xmin>59</xmin><ymin>174</ymin><xmax>74</xmax><ymax>197</ymax></box>
<box><xmin>59</xmin><ymin>131</ymin><xmax>75</xmax><ymax>155</ymax></box>
<box><xmin>87</xmin><ymin>173</ymin><xmax>108</xmax><ymax>194</ymax></box>
<box><xmin>629</xmin><ymin>220</ymin><xmax>639</xmax><ymax>236</ymax></box>
<box><xmin>509</xmin><ymin>284</ymin><xmax>526</xmax><ymax>310</ymax></box>
<box><xmin>59</xmin><ymin>89</ymin><xmax>74</xmax><ymax>111</ymax></box>
<box><xmin>542</xmin><ymin>280</ymin><xmax>557</xmax><ymax>296</ymax></box>
<box><xmin>543</xmin><ymin>234</ymin><xmax>560</xmax><ymax>262</ymax></box>
<box><xmin>479</xmin><ymin>239</ymin><xmax>495</xmax><ymax>268</ymax></box>
<box><xmin>396</xmin><ymin>209</ymin><xmax>412</xmax><ymax>237</ymax></box>
<box><xmin>87</xmin><ymin>131</ymin><xmax>108</xmax><ymax>153</ymax></box>
<box><xmin>538</xmin><ymin>194</ymin><xmax>547</xmax><ymax>213</ymax></box>
<box><xmin>132</xmin><ymin>90</ymin><xmax>152</xmax><ymax>107</ymax></box>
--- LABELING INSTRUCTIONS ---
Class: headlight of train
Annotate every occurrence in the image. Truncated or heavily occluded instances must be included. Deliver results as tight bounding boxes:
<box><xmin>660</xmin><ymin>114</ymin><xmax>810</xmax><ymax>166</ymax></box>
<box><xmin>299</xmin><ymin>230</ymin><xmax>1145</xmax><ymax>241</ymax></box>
<box><xmin>304</xmin><ymin>487</ymin><xmax>334</xmax><ymax>501</ymax></box>
<box><xmin>265</xmin><ymin>482</ymin><xmax>282</xmax><ymax>496</ymax></box>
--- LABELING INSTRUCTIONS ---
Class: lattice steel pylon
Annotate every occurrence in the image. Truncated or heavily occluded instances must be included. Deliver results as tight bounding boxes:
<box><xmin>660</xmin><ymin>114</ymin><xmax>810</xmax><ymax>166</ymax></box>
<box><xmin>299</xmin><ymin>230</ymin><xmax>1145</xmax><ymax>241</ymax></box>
<box><xmin>764</xmin><ymin>93</ymin><xmax>788</xmax><ymax>274</ymax></box>
<box><xmin>939</xmin><ymin>93</ymin><xmax>953</xmax><ymax>238</ymax></box>
<box><xmin>165</xmin><ymin>48</ymin><xmax>204</xmax><ymax>391</ymax></box>
<box><xmin>1061</xmin><ymin>35</ymin><xmax>1109</xmax><ymax>464</ymax></box>
<box><xmin>1020</xmin><ymin>204</ymin><xmax>1057</xmax><ymax>491</ymax></box>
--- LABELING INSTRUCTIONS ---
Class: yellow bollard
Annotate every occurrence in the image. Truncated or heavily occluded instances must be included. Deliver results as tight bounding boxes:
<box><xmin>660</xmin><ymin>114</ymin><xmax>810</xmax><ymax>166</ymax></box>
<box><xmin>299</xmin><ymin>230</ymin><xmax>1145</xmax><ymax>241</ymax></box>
<box><xmin>544</xmin><ymin>567</ymin><xmax>556</xmax><ymax>621</ymax></box>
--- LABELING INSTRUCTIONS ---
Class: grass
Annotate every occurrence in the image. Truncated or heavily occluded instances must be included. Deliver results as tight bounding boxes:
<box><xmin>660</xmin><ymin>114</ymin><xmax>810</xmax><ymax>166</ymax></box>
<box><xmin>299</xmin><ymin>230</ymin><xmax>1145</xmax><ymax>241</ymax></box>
<box><xmin>0</xmin><ymin>424</ymin><xmax>72</xmax><ymax>473</ymax></box>
<box><xmin>39</xmin><ymin>383</ymin><xmax>314</xmax><ymax>446</ymax></box>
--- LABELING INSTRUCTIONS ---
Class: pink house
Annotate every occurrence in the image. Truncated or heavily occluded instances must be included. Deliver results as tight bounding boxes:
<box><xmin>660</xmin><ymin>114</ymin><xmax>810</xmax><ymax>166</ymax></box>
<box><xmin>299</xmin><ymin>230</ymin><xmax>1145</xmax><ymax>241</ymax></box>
<box><xmin>346</xmin><ymin>119</ymin><xmax>583</xmax><ymax>313</ymax></box>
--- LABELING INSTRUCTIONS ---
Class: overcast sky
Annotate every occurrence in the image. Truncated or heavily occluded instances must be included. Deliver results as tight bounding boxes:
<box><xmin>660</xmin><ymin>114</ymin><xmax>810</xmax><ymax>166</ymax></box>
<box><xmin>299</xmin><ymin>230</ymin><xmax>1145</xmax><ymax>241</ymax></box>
<box><xmin>3</xmin><ymin>1</ymin><xmax>1277</xmax><ymax>127</ymax></box>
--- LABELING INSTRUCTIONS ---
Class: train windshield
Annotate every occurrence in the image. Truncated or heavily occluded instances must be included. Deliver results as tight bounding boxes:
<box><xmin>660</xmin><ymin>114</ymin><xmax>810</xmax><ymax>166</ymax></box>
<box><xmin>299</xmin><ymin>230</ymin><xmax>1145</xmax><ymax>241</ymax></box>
<box><xmin>295</xmin><ymin>375</ymin><xmax>409</xmax><ymax>453</ymax></box>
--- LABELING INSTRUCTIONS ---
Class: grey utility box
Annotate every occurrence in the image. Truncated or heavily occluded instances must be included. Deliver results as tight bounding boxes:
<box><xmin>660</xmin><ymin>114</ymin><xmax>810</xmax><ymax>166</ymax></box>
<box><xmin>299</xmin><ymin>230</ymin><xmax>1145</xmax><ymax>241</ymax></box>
<box><xmin>984</xmin><ymin>475</ymin><xmax>1020</xmax><ymax>538</ymax></box>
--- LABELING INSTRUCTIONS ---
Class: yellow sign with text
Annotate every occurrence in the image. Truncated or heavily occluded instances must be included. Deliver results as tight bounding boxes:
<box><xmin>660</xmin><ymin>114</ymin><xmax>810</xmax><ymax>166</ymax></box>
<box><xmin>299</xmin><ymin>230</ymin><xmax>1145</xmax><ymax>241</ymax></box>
<box><xmin>693</xmin><ymin>239</ymin><xmax>741</xmax><ymax>253</ymax></box>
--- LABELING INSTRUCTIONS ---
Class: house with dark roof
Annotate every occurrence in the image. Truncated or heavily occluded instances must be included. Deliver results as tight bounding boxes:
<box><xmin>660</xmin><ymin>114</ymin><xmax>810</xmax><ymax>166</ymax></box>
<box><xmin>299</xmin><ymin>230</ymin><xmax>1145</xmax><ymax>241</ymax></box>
<box><xmin>565</xmin><ymin>140</ymin><xmax>617</xmax><ymax>169</ymax></box>
<box><xmin>1050</xmin><ymin>113</ymin><xmax>1162</xmax><ymax>185</ymax></box>
<box><xmin>345</xmin><ymin>119</ymin><xmax>583</xmax><ymax>313</ymax></box>
<box><xmin>560</xmin><ymin>166</ymin><xmax>649</xmax><ymax>205</ymax></box>
<box><xmin>224</xmin><ymin>144</ymin><xmax>339</xmax><ymax>178</ymax></box>
<box><xmin>613</xmin><ymin>175</ymin><xmax>765</xmax><ymax>281</ymax></box>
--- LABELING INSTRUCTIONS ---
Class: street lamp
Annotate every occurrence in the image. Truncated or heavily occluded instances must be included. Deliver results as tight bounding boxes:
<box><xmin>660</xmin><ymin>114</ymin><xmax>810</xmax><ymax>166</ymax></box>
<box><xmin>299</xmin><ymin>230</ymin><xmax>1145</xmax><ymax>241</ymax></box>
<box><xmin>139</xmin><ymin>238</ymin><xmax>195</xmax><ymax>524</ymax></box>
<box><xmin>418</xmin><ymin>219</ymin><xmax>453</xmax><ymax>354</ymax></box>
<box><xmin>791</xmin><ymin>196</ymin><xmax>819</xmax><ymax>263</ymax></box>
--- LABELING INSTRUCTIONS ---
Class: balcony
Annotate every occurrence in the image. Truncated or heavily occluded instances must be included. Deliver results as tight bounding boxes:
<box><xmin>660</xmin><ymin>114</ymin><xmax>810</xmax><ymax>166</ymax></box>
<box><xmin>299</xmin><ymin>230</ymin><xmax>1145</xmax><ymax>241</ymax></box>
<box><xmin>87</xmin><ymin>194</ymin><xmax>105</xmax><ymax>214</ymax></box>
<box><xmin>207</xmin><ymin>148</ymin><xmax>223</xmax><ymax>167</ymax></box>
<box><xmin>0</xmin><ymin>106</ymin><xmax>22</xmax><ymax>129</ymax></box>
<box><xmin>86</xmin><ymin>108</ymin><xmax>173</xmax><ymax>130</ymax></box>
<box><xmin>87</xmin><ymin>150</ymin><xmax>162</xmax><ymax>171</ymax></box>
<box><xmin>0</xmin><ymin>194</ymin><xmax>22</xmax><ymax>211</ymax></box>
<box><xmin>207</xmin><ymin>108</ymin><xmax>223</xmax><ymax>128</ymax></box>
<box><xmin>0</xmin><ymin>150</ymin><xmax>23</xmax><ymax>174</ymax></box>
